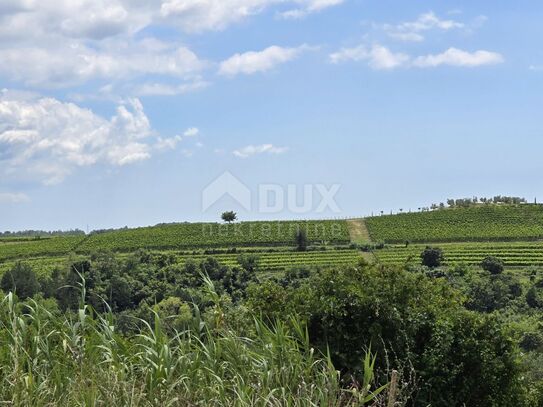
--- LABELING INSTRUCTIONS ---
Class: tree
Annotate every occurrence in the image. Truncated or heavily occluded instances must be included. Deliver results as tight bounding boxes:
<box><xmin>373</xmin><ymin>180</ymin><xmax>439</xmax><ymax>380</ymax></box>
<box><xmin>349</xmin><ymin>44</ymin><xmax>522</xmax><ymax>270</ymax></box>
<box><xmin>295</xmin><ymin>228</ymin><xmax>308</xmax><ymax>251</ymax></box>
<box><xmin>481</xmin><ymin>256</ymin><xmax>504</xmax><ymax>275</ymax></box>
<box><xmin>526</xmin><ymin>285</ymin><xmax>543</xmax><ymax>309</ymax></box>
<box><xmin>246</xmin><ymin>264</ymin><xmax>525</xmax><ymax>406</ymax></box>
<box><xmin>221</xmin><ymin>211</ymin><xmax>237</xmax><ymax>223</ymax></box>
<box><xmin>421</xmin><ymin>246</ymin><xmax>444</xmax><ymax>268</ymax></box>
<box><xmin>1</xmin><ymin>262</ymin><xmax>40</xmax><ymax>300</ymax></box>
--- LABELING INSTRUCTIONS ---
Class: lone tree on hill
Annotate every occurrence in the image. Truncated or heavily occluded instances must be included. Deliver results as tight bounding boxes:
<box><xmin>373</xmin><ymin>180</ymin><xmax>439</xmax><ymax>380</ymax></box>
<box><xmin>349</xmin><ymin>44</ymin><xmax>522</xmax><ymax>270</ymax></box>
<box><xmin>421</xmin><ymin>246</ymin><xmax>444</xmax><ymax>268</ymax></box>
<box><xmin>295</xmin><ymin>228</ymin><xmax>308</xmax><ymax>251</ymax></box>
<box><xmin>481</xmin><ymin>256</ymin><xmax>504</xmax><ymax>275</ymax></box>
<box><xmin>221</xmin><ymin>211</ymin><xmax>237</xmax><ymax>223</ymax></box>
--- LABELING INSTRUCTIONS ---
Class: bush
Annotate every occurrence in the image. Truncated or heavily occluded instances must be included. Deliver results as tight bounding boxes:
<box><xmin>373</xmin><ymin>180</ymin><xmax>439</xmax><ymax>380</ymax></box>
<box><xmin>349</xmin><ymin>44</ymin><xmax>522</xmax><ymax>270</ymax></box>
<box><xmin>0</xmin><ymin>262</ymin><xmax>40</xmax><ymax>300</ymax></box>
<box><xmin>421</xmin><ymin>246</ymin><xmax>444</xmax><ymax>268</ymax></box>
<box><xmin>481</xmin><ymin>256</ymin><xmax>505</xmax><ymax>274</ymax></box>
<box><xmin>247</xmin><ymin>263</ymin><xmax>526</xmax><ymax>406</ymax></box>
<box><xmin>526</xmin><ymin>286</ymin><xmax>543</xmax><ymax>309</ymax></box>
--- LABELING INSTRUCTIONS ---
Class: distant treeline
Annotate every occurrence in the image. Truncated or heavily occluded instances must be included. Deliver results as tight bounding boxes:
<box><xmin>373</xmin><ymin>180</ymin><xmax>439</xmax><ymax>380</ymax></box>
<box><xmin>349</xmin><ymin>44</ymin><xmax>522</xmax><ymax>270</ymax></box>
<box><xmin>445</xmin><ymin>195</ymin><xmax>528</xmax><ymax>208</ymax></box>
<box><xmin>416</xmin><ymin>196</ymin><xmax>529</xmax><ymax>211</ymax></box>
<box><xmin>0</xmin><ymin>229</ymin><xmax>85</xmax><ymax>238</ymax></box>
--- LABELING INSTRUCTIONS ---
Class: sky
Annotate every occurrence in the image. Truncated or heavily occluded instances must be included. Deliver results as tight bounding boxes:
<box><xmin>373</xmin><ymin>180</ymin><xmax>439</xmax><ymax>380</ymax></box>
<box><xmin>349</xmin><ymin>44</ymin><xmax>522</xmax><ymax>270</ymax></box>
<box><xmin>1</xmin><ymin>0</ymin><xmax>543</xmax><ymax>231</ymax></box>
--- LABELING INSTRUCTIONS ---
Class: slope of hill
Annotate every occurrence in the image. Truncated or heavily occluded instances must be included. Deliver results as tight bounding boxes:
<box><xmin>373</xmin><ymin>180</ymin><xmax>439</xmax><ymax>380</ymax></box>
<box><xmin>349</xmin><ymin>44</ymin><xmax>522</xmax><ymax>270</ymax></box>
<box><xmin>0</xmin><ymin>220</ymin><xmax>350</xmax><ymax>261</ymax></box>
<box><xmin>365</xmin><ymin>204</ymin><xmax>543</xmax><ymax>243</ymax></box>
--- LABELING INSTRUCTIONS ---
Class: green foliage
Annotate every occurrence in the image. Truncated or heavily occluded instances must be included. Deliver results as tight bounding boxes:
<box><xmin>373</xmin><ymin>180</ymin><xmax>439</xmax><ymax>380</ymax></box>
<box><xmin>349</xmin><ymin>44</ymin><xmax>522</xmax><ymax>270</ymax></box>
<box><xmin>0</xmin><ymin>262</ymin><xmax>40</xmax><ymax>300</ymax></box>
<box><xmin>366</xmin><ymin>204</ymin><xmax>543</xmax><ymax>243</ymax></box>
<box><xmin>221</xmin><ymin>210</ymin><xmax>237</xmax><ymax>223</ymax></box>
<box><xmin>295</xmin><ymin>228</ymin><xmax>308</xmax><ymax>251</ymax></box>
<box><xmin>420</xmin><ymin>246</ymin><xmax>444</xmax><ymax>268</ymax></box>
<box><xmin>374</xmin><ymin>241</ymin><xmax>543</xmax><ymax>267</ymax></box>
<box><xmin>247</xmin><ymin>263</ymin><xmax>527</xmax><ymax>406</ymax></box>
<box><xmin>0</xmin><ymin>282</ymin><xmax>387</xmax><ymax>406</ymax></box>
<box><xmin>526</xmin><ymin>284</ymin><xmax>543</xmax><ymax>309</ymax></box>
<box><xmin>465</xmin><ymin>273</ymin><xmax>523</xmax><ymax>313</ymax></box>
<box><xmin>481</xmin><ymin>255</ymin><xmax>505</xmax><ymax>274</ymax></box>
<box><xmin>0</xmin><ymin>220</ymin><xmax>350</xmax><ymax>261</ymax></box>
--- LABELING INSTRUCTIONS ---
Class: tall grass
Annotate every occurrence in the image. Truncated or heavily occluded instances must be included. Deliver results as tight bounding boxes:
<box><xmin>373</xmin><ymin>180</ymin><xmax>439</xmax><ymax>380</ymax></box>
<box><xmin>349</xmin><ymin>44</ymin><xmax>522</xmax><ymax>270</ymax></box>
<box><xmin>0</xmin><ymin>277</ymin><xmax>387</xmax><ymax>406</ymax></box>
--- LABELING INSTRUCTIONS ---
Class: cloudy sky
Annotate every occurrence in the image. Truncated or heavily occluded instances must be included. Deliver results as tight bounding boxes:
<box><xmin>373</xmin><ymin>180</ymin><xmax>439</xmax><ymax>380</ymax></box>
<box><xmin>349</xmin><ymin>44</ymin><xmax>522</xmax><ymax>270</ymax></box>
<box><xmin>1</xmin><ymin>0</ymin><xmax>542</xmax><ymax>230</ymax></box>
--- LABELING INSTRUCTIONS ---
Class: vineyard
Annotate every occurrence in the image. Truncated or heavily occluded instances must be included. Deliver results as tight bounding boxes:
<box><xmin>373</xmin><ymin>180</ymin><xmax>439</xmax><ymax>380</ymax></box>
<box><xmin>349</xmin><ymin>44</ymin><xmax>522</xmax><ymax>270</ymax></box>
<box><xmin>0</xmin><ymin>236</ymin><xmax>85</xmax><ymax>262</ymax></box>
<box><xmin>373</xmin><ymin>241</ymin><xmax>543</xmax><ymax>267</ymax></box>
<box><xmin>0</xmin><ymin>220</ymin><xmax>350</xmax><ymax>261</ymax></box>
<box><xmin>0</xmin><ymin>249</ymin><xmax>362</xmax><ymax>276</ymax></box>
<box><xmin>365</xmin><ymin>204</ymin><xmax>543</xmax><ymax>243</ymax></box>
<box><xmin>4</xmin><ymin>206</ymin><xmax>543</xmax><ymax>274</ymax></box>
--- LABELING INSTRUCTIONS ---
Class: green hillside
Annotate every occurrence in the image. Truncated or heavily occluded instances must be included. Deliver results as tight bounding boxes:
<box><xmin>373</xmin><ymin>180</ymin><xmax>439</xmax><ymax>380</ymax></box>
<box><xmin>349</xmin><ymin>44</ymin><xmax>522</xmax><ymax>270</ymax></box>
<box><xmin>0</xmin><ymin>220</ymin><xmax>350</xmax><ymax>262</ymax></box>
<box><xmin>374</xmin><ymin>241</ymin><xmax>543</xmax><ymax>267</ymax></box>
<box><xmin>365</xmin><ymin>204</ymin><xmax>543</xmax><ymax>243</ymax></box>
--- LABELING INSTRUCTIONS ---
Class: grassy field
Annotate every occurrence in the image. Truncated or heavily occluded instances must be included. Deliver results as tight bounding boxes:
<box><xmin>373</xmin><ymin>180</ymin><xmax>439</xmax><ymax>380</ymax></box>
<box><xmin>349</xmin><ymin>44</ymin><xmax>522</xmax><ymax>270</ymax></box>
<box><xmin>365</xmin><ymin>204</ymin><xmax>543</xmax><ymax>243</ymax></box>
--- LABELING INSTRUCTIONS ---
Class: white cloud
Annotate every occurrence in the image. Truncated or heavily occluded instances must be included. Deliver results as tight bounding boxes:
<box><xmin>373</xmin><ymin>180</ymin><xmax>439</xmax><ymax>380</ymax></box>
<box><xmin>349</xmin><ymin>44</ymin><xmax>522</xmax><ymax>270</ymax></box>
<box><xmin>0</xmin><ymin>91</ymin><xmax>186</xmax><ymax>185</ymax></box>
<box><xmin>155</xmin><ymin>135</ymin><xmax>183</xmax><ymax>151</ymax></box>
<box><xmin>184</xmin><ymin>127</ymin><xmax>200</xmax><ymax>137</ymax></box>
<box><xmin>0</xmin><ymin>193</ymin><xmax>30</xmax><ymax>204</ymax></box>
<box><xmin>155</xmin><ymin>127</ymin><xmax>199</xmax><ymax>151</ymax></box>
<box><xmin>281</xmin><ymin>0</ymin><xmax>344</xmax><ymax>19</ymax></box>
<box><xmin>413</xmin><ymin>48</ymin><xmax>504</xmax><ymax>68</ymax></box>
<box><xmin>330</xmin><ymin>44</ymin><xmax>410</xmax><ymax>70</ymax></box>
<box><xmin>134</xmin><ymin>79</ymin><xmax>210</xmax><ymax>96</ymax></box>
<box><xmin>233</xmin><ymin>144</ymin><xmax>288</xmax><ymax>158</ymax></box>
<box><xmin>386</xmin><ymin>32</ymin><xmax>425</xmax><ymax>42</ymax></box>
<box><xmin>160</xmin><ymin>0</ymin><xmax>276</xmax><ymax>32</ymax></box>
<box><xmin>219</xmin><ymin>45</ymin><xmax>306</xmax><ymax>76</ymax></box>
<box><xmin>330</xmin><ymin>44</ymin><xmax>503</xmax><ymax>70</ymax></box>
<box><xmin>384</xmin><ymin>11</ymin><xmax>464</xmax><ymax>42</ymax></box>
<box><xmin>0</xmin><ymin>40</ymin><xmax>206</xmax><ymax>88</ymax></box>
<box><xmin>160</xmin><ymin>0</ymin><xmax>344</xmax><ymax>31</ymax></box>
<box><xmin>0</xmin><ymin>1</ymin><xmax>344</xmax><ymax>91</ymax></box>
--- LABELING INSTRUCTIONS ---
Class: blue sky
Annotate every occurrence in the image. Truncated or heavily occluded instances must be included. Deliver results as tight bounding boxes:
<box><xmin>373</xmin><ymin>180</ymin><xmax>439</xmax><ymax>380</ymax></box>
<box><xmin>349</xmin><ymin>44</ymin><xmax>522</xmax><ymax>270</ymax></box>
<box><xmin>1</xmin><ymin>0</ymin><xmax>542</xmax><ymax>231</ymax></box>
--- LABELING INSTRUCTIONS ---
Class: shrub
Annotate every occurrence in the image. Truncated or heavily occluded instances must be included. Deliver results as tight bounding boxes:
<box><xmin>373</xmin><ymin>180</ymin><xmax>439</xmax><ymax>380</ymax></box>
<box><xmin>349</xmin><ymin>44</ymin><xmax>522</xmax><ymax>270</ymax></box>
<box><xmin>247</xmin><ymin>263</ymin><xmax>526</xmax><ymax>406</ymax></box>
<box><xmin>481</xmin><ymin>256</ymin><xmax>505</xmax><ymax>274</ymax></box>
<box><xmin>421</xmin><ymin>246</ymin><xmax>444</xmax><ymax>268</ymax></box>
<box><xmin>0</xmin><ymin>262</ymin><xmax>40</xmax><ymax>300</ymax></box>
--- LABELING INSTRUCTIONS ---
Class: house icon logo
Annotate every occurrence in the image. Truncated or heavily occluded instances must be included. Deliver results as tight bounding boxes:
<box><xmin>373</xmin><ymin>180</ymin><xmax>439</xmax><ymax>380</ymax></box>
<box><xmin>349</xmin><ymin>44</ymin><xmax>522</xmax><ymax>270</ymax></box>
<box><xmin>201</xmin><ymin>171</ymin><xmax>251</xmax><ymax>212</ymax></box>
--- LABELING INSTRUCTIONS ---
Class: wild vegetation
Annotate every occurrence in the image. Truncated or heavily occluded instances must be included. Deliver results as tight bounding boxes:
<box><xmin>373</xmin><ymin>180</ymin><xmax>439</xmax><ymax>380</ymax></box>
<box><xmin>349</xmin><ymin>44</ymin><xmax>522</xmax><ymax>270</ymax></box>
<box><xmin>2</xmin><ymin>252</ymin><xmax>539</xmax><ymax>406</ymax></box>
<box><xmin>2</xmin><ymin>203</ymin><xmax>543</xmax><ymax>405</ymax></box>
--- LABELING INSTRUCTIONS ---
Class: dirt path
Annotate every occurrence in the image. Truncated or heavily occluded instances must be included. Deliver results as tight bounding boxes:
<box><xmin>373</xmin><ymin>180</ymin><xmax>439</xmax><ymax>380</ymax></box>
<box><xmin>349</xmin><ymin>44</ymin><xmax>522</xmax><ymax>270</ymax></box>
<box><xmin>346</xmin><ymin>219</ymin><xmax>371</xmax><ymax>243</ymax></box>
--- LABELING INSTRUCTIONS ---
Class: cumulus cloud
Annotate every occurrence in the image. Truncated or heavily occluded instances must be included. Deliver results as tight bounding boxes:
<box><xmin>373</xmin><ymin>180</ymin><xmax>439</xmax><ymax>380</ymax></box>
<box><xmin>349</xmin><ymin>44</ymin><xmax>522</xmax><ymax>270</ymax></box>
<box><xmin>0</xmin><ymin>40</ymin><xmax>206</xmax><ymax>88</ymax></box>
<box><xmin>281</xmin><ymin>0</ymin><xmax>344</xmax><ymax>19</ymax></box>
<box><xmin>160</xmin><ymin>0</ymin><xmax>276</xmax><ymax>32</ymax></box>
<box><xmin>160</xmin><ymin>0</ymin><xmax>345</xmax><ymax>31</ymax></box>
<box><xmin>233</xmin><ymin>144</ymin><xmax>288</xmax><ymax>158</ymax></box>
<box><xmin>0</xmin><ymin>1</ymin><xmax>343</xmax><ymax>92</ymax></box>
<box><xmin>384</xmin><ymin>11</ymin><xmax>464</xmax><ymax>42</ymax></box>
<box><xmin>330</xmin><ymin>44</ymin><xmax>503</xmax><ymax>70</ymax></box>
<box><xmin>219</xmin><ymin>45</ymin><xmax>307</xmax><ymax>76</ymax></box>
<box><xmin>330</xmin><ymin>44</ymin><xmax>410</xmax><ymax>70</ymax></box>
<box><xmin>413</xmin><ymin>48</ymin><xmax>504</xmax><ymax>67</ymax></box>
<box><xmin>0</xmin><ymin>192</ymin><xmax>30</xmax><ymax>204</ymax></box>
<box><xmin>0</xmin><ymin>91</ymin><xmax>185</xmax><ymax>184</ymax></box>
